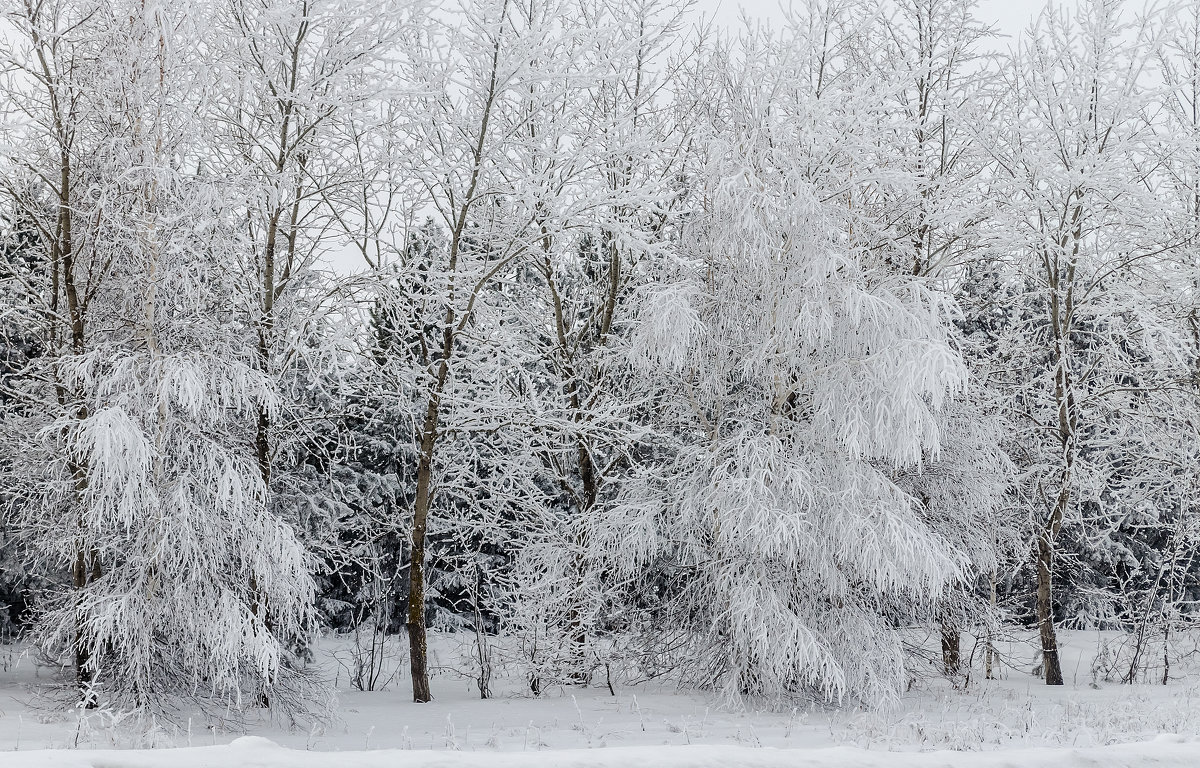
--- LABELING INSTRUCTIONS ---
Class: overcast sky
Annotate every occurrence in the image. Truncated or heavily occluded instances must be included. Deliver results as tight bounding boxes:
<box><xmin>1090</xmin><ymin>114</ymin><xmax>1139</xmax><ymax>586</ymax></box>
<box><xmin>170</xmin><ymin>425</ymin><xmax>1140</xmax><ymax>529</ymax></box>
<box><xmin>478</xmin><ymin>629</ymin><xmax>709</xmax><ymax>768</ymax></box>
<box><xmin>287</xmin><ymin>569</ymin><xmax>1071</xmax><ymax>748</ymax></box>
<box><xmin>691</xmin><ymin>0</ymin><xmax>1066</xmax><ymax>42</ymax></box>
<box><xmin>325</xmin><ymin>0</ymin><xmax>1123</xmax><ymax>275</ymax></box>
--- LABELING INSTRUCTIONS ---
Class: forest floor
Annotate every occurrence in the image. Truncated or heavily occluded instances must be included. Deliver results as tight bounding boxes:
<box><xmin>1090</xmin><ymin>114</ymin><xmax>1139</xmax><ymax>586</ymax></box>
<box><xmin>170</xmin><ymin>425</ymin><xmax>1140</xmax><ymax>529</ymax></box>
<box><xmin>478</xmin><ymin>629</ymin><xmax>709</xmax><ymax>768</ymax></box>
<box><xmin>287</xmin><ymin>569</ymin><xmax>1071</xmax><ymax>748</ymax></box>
<box><xmin>0</xmin><ymin>629</ymin><xmax>1197</xmax><ymax>766</ymax></box>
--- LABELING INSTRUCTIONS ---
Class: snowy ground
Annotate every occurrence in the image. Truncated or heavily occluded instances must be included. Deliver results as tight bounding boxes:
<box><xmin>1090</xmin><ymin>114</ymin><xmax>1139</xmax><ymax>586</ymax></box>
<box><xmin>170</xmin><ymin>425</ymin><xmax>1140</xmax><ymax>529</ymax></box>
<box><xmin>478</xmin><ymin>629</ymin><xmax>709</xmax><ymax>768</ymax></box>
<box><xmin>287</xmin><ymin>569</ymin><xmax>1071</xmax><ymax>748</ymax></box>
<box><xmin>7</xmin><ymin>736</ymin><xmax>1200</xmax><ymax>768</ymax></box>
<box><xmin>0</xmin><ymin>629</ymin><xmax>1197</xmax><ymax>765</ymax></box>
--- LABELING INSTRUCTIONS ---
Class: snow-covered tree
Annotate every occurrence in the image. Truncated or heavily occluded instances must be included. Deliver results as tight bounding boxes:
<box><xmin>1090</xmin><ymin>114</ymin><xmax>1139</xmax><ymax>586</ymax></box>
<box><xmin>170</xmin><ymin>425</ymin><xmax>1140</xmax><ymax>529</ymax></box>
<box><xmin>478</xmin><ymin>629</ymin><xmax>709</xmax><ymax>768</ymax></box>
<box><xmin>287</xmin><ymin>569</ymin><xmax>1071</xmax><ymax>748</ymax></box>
<box><xmin>598</xmin><ymin>15</ymin><xmax>969</xmax><ymax>703</ymax></box>
<box><xmin>367</xmin><ymin>0</ymin><xmax>605</xmax><ymax>701</ymax></box>
<box><xmin>495</xmin><ymin>0</ymin><xmax>696</xmax><ymax>690</ymax></box>
<box><xmin>207</xmin><ymin>0</ymin><xmax>409</xmax><ymax>694</ymax></box>
<box><xmin>987</xmin><ymin>0</ymin><xmax>1186</xmax><ymax>685</ymax></box>
<box><xmin>0</xmin><ymin>0</ymin><xmax>318</xmax><ymax>713</ymax></box>
<box><xmin>852</xmin><ymin>0</ymin><xmax>1016</xmax><ymax>676</ymax></box>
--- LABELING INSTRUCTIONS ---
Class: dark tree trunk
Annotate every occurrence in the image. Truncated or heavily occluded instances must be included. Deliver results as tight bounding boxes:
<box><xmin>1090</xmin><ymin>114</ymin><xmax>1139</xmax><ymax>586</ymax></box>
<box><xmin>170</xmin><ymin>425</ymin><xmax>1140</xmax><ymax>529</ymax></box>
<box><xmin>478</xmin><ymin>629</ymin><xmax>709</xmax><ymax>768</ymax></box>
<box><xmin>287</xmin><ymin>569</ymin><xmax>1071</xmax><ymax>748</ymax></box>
<box><xmin>407</xmin><ymin>387</ymin><xmax>442</xmax><ymax>704</ymax></box>
<box><xmin>1036</xmin><ymin>526</ymin><xmax>1064</xmax><ymax>686</ymax></box>
<box><xmin>940</xmin><ymin>622</ymin><xmax>961</xmax><ymax>677</ymax></box>
<box><xmin>1040</xmin><ymin>295</ymin><xmax>1074</xmax><ymax>688</ymax></box>
<box><xmin>565</xmin><ymin>437</ymin><xmax>597</xmax><ymax>685</ymax></box>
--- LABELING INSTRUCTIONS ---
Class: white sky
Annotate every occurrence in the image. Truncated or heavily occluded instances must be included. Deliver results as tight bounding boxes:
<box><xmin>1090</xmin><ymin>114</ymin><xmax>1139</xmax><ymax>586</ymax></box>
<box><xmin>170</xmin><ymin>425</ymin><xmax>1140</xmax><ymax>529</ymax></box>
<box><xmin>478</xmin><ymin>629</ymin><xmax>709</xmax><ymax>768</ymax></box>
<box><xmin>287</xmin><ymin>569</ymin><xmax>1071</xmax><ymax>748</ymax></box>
<box><xmin>322</xmin><ymin>0</ymin><xmax>1139</xmax><ymax>275</ymax></box>
<box><xmin>691</xmin><ymin>0</ymin><xmax>1079</xmax><ymax>42</ymax></box>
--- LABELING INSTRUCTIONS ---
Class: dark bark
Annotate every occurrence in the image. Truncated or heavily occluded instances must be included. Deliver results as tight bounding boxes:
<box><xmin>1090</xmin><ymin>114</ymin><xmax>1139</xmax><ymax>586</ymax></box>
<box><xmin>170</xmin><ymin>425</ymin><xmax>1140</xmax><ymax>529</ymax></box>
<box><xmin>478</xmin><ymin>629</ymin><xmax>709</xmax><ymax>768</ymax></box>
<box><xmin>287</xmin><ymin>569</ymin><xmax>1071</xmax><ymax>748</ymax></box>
<box><xmin>940</xmin><ymin>622</ymin><xmax>961</xmax><ymax>677</ymax></box>
<box><xmin>56</xmin><ymin>136</ymin><xmax>96</xmax><ymax>707</ymax></box>
<box><xmin>403</xmin><ymin>12</ymin><xmax>505</xmax><ymax>704</ymax></box>
<box><xmin>407</xmin><ymin>377</ymin><xmax>443</xmax><ymax>703</ymax></box>
<box><xmin>1036</xmin><ymin>524</ymin><xmax>1064</xmax><ymax>685</ymax></box>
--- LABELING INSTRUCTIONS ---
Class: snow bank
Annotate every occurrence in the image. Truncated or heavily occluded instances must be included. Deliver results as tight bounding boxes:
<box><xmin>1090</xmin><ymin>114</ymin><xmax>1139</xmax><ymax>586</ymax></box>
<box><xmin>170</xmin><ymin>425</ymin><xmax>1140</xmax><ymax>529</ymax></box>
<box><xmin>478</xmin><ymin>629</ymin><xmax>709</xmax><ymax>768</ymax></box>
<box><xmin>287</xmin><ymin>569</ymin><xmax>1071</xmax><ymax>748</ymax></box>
<box><xmin>6</xmin><ymin>735</ymin><xmax>1199</xmax><ymax>768</ymax></box>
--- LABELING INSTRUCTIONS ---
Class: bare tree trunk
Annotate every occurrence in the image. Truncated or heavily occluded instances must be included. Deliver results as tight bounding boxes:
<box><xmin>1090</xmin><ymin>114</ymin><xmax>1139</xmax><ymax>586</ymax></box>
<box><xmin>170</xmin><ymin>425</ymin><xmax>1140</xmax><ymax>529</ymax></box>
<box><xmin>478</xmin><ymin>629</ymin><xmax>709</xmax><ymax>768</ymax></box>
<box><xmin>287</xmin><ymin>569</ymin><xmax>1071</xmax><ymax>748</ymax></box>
<box><xmin>1163</xmin><ymin>624</ymin><xmax>1170</xmax><ymax>686</ymax></box>
<box><xmin>407</xmin><ymin>458</ymin><xmax>433</xmax><ymax>702</ymax></box>
<box><xmin>1039</xmin><ymin>350</ymin><xmax>1073</xmax><ymax>688</ymax></box>
<box><xmin>941</xmin><ymin>622</ymin><xmax>961</xmax><ymax>676</ymax></box>
<box><xmin>60</xmin><ymin>165</ymin><xmax>97</xmax><ymax>707</ymax></box>
<box><xmin>71</xmin><ymin>514</ymin><xmax>97</xmax><ymax>708</ymax></box>
<box><xmin>20</xmin><ymin>2</ymin><xmax>100</xmax><ymax>709</ymax></box>
<box><xmin>1037</xmin><ymin>436</ymin><xmax>1069</xmax><ymax>686</ymax></box>
<box><xmin>537</xmin><ymin>233</ymin><xmax>600</xmax><ymax>686</ymax></box>
<box><xmin>1039</xmin><ymin>255</ymin><xmax>1076</xmax><ymax>688</ymax></box>
<box><xmin>252</xmin><ymin>335</ymin><xmax>274</xmax><ymax>708</ymax></box>
<box><xmin>471</xmin><ymin>563</ymin><xmax>491</xmax><ymax>699</ymax></box>
<box><xmin>985</xmin><ymin>568</ymin><xmax>997</xmax><ymax>680</ymax></box>
<box><xmin>401</xmin><ymin>3</ymin><xmax>506</xmax><ymax>704</ymax></box>
<box><xmin>1036</xmin><ymin>520</ymin><xmax>1064</xmax><ymax>685</ymax></box>
<box><xmin>566</xmin><ymin>438</ymin><xmax>596</xmax><ymax>685</ymax></box>
<box><xmin>407</xmin><ymin>385</ymin><xmax>442</xmax><ymax>703</ymax></box>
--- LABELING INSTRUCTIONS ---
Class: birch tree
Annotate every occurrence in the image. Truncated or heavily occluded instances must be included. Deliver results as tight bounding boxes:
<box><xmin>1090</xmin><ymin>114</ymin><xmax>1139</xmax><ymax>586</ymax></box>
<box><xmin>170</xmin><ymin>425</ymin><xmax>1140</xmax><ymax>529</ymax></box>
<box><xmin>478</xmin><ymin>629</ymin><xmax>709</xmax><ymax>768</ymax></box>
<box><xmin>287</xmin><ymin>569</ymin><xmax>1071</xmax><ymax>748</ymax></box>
<box><xmin>0</xmin><ymin>0</ymin><xmax>133</xmax><ymax>705</ymax></box>
<box><xmin>601</xmin><ymin>15</ymin><xmax>968</xmax><ymax>703</ymax></box>
<box><xmin>496</xmin><ymin>0</ymin><xmax>696</xmax><ymax>689</ymax></box>
<box><xmin>0</xmin><ymin>0</ymin><xmax>319</xmax><ymax>713</ymax></box>
<box><xmin>856</xmin><ymin>0</ymin><xmax>1014</xmax><ymax>675</ymax></box>
<box><xmin>989</xmin><ymin>0</ymin><xmax>1181</xmax><ymax>685</ymax></box>
<box><xmin>370</xmin><ymin>0</ymin><xmax>600</xmax><ymax>702</ymax></box>
<box><xmin>208</xmin><ymin>0</ymin><xmax>406</xmax><ymax>693</ymax></box>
